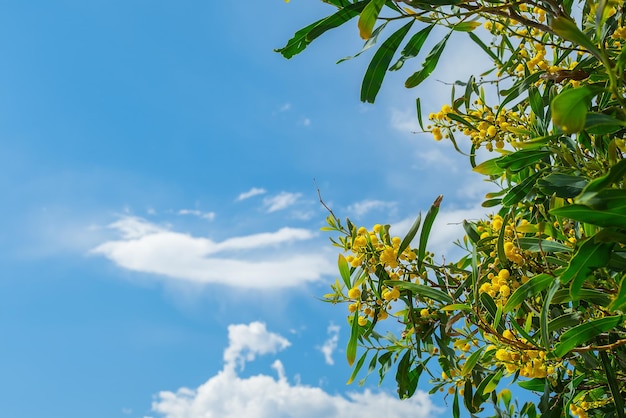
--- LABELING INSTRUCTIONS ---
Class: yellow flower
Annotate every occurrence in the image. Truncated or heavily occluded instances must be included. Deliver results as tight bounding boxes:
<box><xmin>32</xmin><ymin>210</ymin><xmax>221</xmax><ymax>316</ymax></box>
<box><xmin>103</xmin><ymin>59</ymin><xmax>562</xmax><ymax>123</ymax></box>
<box><xmin>358</xmin><ymin>316</ymin><xmax>368</xmax><ymax>326</ymax></box>
<box><xmin>348</xmin><ymin>287</ymin><xmax>361</xmax><ymax>299</ymax></box>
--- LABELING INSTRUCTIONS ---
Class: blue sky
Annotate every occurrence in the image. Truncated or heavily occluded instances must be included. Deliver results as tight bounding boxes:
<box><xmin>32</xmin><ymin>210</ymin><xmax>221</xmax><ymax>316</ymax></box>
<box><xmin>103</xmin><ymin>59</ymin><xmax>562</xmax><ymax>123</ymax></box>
<box><xmin>0</xmin><ymin>1</ymin><xmax>493</xmax><ymax>417</ymax></box>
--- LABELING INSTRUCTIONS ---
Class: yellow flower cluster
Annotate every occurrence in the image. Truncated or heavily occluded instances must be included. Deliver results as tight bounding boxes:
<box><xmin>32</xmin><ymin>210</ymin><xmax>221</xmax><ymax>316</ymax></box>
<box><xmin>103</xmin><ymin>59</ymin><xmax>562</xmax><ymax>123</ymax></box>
<box><xmin>479</xmin><ymin>269</ymin><xmax>519</xmax><ymax>305</ymax></box>
<box><xmin>428</xmin><ymin>103</ymin><xmax>529</xmax><ymax>151</ymax></box>
<box><xmin>493</xmin><ymin>330</ymin><xmax>551</xmax><ymax>378</ymax></box>
<box><xmin>344</xmin><ymin>224</ymin><xmax>422</xmax><ymax>325</ymax></box>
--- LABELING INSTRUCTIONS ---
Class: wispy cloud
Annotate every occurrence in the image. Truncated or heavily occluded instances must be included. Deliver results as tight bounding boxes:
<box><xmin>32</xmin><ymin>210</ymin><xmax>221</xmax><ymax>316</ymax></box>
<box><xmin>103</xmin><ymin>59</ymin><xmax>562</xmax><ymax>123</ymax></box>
<box><xmin>317</xmin><ymin>322</ymin><xmax>340</xmax><ymax>366</ymax></box>
<box><xmin>346</xmin><ymin>200</ymin><xmax>396</xmax><ymax>218</ymax></box>
<box><xmin>263</xmin><ymin>192</ymin><xmax>302</xmax><ymax>213</ymax></box>
<box><xmin>177</xmin><ymin>209</ymin><xmax>216</xmax><ymax>221</ymax></box>
<box><xmin>90</xmin><ymin>216</ymin><xmax>334</xmax><ymax>288</ymax></box>
<box><xmin>237</xmin><ymin>187</ymin><xmax>267</xmax><ymax>201</ymax></box>
<box><xmin>152</xmin><ymin>322</ymin><xmax>442</xmax><ymax>418</ymax></box>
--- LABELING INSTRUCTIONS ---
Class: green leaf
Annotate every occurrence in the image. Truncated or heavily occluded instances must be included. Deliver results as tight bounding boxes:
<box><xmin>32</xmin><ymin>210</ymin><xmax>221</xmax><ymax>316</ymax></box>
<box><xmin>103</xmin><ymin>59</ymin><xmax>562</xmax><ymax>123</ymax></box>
<box><xmin>361</xmin><ymin>20</ymin><xmax>414</xmax><ymax>103</ymax></box>
<box><xmin>495</xmin><ymin>150</ymin><xmax>551</xmax><ymax>172</ymax></box>
<box><xmin>275</xmin><ymin>2</ymin><xmax>366</xmax><ymax>59</ymax></box>
<box><xmin>347</xmin><ymin>350</ymin><xmax>368</xmax><ymax>384</ymax></box>
<box><xmin>502</xmin><ymin>171</ymin><xmax>542</xmax><ymax>207</ymax></box>
<box><xmin>418</xmin><ymin>195</ymin><xmax>442</xmax><ymax>270</ymax></box>
<box><xmin>389</xmin><ymin>24</ymin><xmax>434</xmax><ymax>71</ymax></box>
<box><xmin>461</xmin><ymin>347</ymin><xmax>484</xmax><ymax>376</ymax></box>
<box><xmin>559</xmin><ymin>236</ymin><xmax>613</xmax><ymax>298</ymax></box>
<box><xmin>397</xmin><ymin>212</ymin><xmax>421</xmax><ymax>258</ymax></box>
<box><xmin>552</xmin><ymin>288</ymin><xmax>611</xmax><ymax>305</ymax></box>
<box><xmin>601</xmin><ymin>350</ymin><xmax>626</xmax><ymax>418</ymax></box>
<box><xmin>552</xmin><ymin>16</ymin><xmax>602</xmax><ymax>58</ymax></box>
<box><xmin>473</xmin><ymin>157</ymin><xmax>505</xmax><ymax>176</ymax></box>
<box><xmin>550</xmin><ymin>87</ymin><xmax>593</xmax><ymax>134</ymax></box>
<box><xmin>578</xmin><ymin>159</ymin><xmax>626</xmax><ymax>199</ymax></box>
<box><xmin>584</xmin><ymin>112</ymin><xmax>626</xmax><ymax>134</ymax></box>
<box><xmin>551</xmin><ymin>203</ymin><xmax>626</xmax><ymax>229</ymax></box>
<box><xmin>463</xmin><ymin>220</ymin><xmax>481</xmax><ymax>244</ymax></box>
<box><xmin>337</xmin><ymin>22</ymin><xmax>388</xmax><ymax>63</ymax></box>
<box><xmin>347</xmin><ymin>312</ymin><xmax>359</xmax><ymax>366</ymax></box>
<box><xmin>405</xmin><ymin>33</ymin><xmax>450</xmax><ymax>88</ymax></box>
<box><xmin>503</xmin><ymin>273</ymin><xmax>553</xmax><ymax>313</ymax></box>
<box><xmin>609</xmin><ymin>274</ymin><xmax>626</xmax><ymax>312</ymax></box>
<box><xmin>537</xmin><ymin>173</ymin><xmax>588</xmax><ymax>198</ymax></box>
<box><xmin>338</xmin><ymin>254</ymin><xmax>351</xmax><ymax>288</ymax></box>
<box><xmin>452</xmin><ymin>21</ymin><xmax>481</xmax><ymax>32</ymax></box>
<box><xmin>518</xmin><ymin>378</ymin><xmax>547</xmax><ymax>391</ymax></box>
<box><xmin>384</xmin><ymin>280</ymin><xmax>453</xmax><ymax>304</ymax></box>
<box><xmin>517</xmin><ymin>238</ymin><xmax>572</xmax><ymax>253</ymax></box>
<box><xmin>358</xmin><ymin>0</ymin><xmax>385</xmax><ymax>40</ymax></box>
<box><xmin>541</xmin><ymin>279</ymin><xmax>560</xmax><ymax>349</ymax></box>
<box><xmin>552</xmin><ymin>315</ymin><xmax>623</xmax><ymax>358</ymax></box>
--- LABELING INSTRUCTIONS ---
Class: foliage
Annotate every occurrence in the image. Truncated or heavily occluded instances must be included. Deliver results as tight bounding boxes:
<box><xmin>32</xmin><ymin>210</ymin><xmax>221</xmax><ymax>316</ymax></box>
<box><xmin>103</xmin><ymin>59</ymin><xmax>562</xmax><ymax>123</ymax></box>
<box><xmin>279</xmin><ymin>1</ymin><xmax>626</xmax><ymax>417</ymax></box>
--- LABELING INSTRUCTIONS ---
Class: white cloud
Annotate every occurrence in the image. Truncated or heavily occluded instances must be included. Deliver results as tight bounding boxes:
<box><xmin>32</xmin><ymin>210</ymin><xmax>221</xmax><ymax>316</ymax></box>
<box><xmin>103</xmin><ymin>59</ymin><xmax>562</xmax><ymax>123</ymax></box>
<box><xmin>279</xmin><ymin>103</ymin><xmax>292</xmax><ymax>112</ymax></box>
<box><xmin>152</xmin><ymin>322</ymin><xmax>442</xmax><ymax>418</ymax></box>
<box><xmin>91</xmin><ymin>216</ymin><xmax>334</xmax><ymax>288</ymax></box>
<box><xmin>302</xmin><ymin>117</ymin><xmax>311</xmax><ymax>127</ymax></box>
<box><xmin>177</xmin><ymin>209</ymin><xmax>216</xmax><ymax>221</ymax></box>
<box><xmin>317</xmin><ymin>322</ymin><xmax>340</xmax><ymax>365</ymax></box>
<box><xmin>346</xmin><ymin>200</ymin><xmax>396</xmax><ymax>218</ymax></box>
<box><xmin>237</xmin><ymin>187</ymin><xmax>267</xmax><ymax>201</ymax></box>
<box><xmin>223</xmin><ymin>322</ymin><xmax>291</xmax><ymax>371</ymax></box>
<box><xmin>390</xmin><ymin>107</ymin><xmax>420</xmax><ymax>133</ymax></box>
<box><xmin>263</xmin><ymin>192</ymin><xmax>302</xmax><ymax>213</ymax></box>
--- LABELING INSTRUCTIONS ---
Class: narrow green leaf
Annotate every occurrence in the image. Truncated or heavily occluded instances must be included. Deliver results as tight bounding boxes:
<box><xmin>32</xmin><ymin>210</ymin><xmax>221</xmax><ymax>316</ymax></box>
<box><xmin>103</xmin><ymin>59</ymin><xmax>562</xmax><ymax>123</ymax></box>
<box><xmin>416</xmin><ymin>98</ymin><xmax>424</xmax><ymax>130</ymax></box>
<box><xmin>541</xmin><ymin>279</ymin><xmax>560</xmax><ymax>349</ymax></box>
<box><xmin>347</xmin><ymin>350</ymin><xmax>368</xmax><ymax>384</ymax></box>
<box><xmin>552</xmin><ymin>316</ymin><xmax>623</xmax><ymax>358</ymax></box>
<box><xmin>389</xmin><ymin>24</ymin><xmax>434</xmax><ymax>71</ymax></box>
<box><xmin>601</xmin><ymin>350</ymin><xmax>626</xmax><ymax>418</ymax></box>
<box><xmin>462</xmin><ymin>220</ymin><xmax>481</xmax><ymax>244</ymax></box>
<box><xmin>495</xmin><ymin>150</ymin><xmax>551</xmax><ymax>172</ymax></box>
<box><xmin>384</xmin><ymin>280</ymin><xmax>453</xmax><ymax>304</ymax></box>
<box><xmin>537</xmin><ymin>173</ymin><xmax>588</xmax><ymax>198</ymax></box>
<box><xmin>550</xmin><ymin>87</ymin><xmax>593</xmax><ymax>134</ymax></box>
<box><xmin>517</xmin><ymin>238</ymin><xmax>572</xmax><ymax>253</ymax></box>
<box><xmin>418</xmin><ymin>195</ymin><xmax>442</xmax><ymax>270</ymax></box>
<box><xmin>452</xmin><ymin>21</ymin><xmax>481</xmax><ymax>32</ymax></box>
<box><xmin>453</xmin><ymin>387</ymin><xmax>460</xmax><ymax>418</ymax></box>
<box><xmin>559</xmin><ymin>235</ymin><xmax>613</xmax><ymax>295</ymax></box>
<box><xmin>461</xmin><ymin>347</ymin><xmax>484</xmax><ymax>376</ymax></box>
<box><xmin>552</xmin><ymin>17</ymin><xmax>602</xmax><ymax>58</ymax></box>
<box><xmin>473</xmin><ymin>157</ymin><xmax>505</xmax><ymax>176</ymax></box>
<box><xmin>275</xmin><ymin>2</ymin><xmax>366</xmax><ymax>59</ymax></box>
<box><xmin>502</xmin><ymin>171</ymin><xmax>541</xmax><ymax>207</ymax></box>
<box><xmin>358</xmin><ymin>0</ymin><xmax>385</xmax><ymax>40</ymax></box>
<box><xmin>397</xmin><ymin>212</ymin><xmax>421</xmax><ymax>258</ymax></box>
<box><xmin>518</xmin><ymin>378</ymin><xmax>546</xmax><ymax>391</ymax></box>
<box><xmin>405</xmin><ymin>33</ymin><xmax>450</xmax><ymax>88</ymax></box>
<box><xmin>503</xmin><ymin>274</ymin><xmax>553</xmax><ymax>313</ymax></box>
<box><xmin>361</xmin><ymin>20</ymin><xmax>414</xmax><ymax>103</ymax></box>
<box><xmin>551</xmin><ymin>204</ymin><xmax>626</xmax><ymax>229</ymax></box>
<box><xmin>347</xmin><ymin>312</ymin><xmax>359</xmax><ymax>366</ymax></box>
<box><xmin>337</xmin><ymin>22</ymin><xmax>388</xmax><ymax>63</ymax></box>
<box><xmin>338</xmin><ymin>254</ymin><xmax>351</xmax><ymax>288</ymax></box>
<box><xmin>609</xmin><ymin>274</ymin><xmax>626</xmax><ymax>312</ymax></box>
<box><xmin>578</xmin><ymin>159</ymin><xmax>626</xmax><ymax>197</ymax></box>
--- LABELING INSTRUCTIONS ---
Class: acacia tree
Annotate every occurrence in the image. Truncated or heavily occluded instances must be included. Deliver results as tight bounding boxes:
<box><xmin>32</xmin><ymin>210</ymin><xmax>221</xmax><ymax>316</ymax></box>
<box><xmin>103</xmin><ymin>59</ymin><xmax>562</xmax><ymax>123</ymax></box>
<box><xmin>279</xmin><ymin>1</ymin><xmax>626</xmax><ymax>417</ymax></box>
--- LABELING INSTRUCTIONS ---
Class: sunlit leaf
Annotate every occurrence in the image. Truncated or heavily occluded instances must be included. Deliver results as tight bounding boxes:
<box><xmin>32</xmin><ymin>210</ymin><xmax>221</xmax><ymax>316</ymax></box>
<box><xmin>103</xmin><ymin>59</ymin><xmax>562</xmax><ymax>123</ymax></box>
<box><xmin>418</xmin><ymin>195</ymin><xmax>442</xmax><ymax>270</ymax></box>
<box><xmin>358</xmin><ymin>0</ymin><xmax>385</xmax><ymax>40</ymax></box>
<box><xmin>551</xmin><ymin>87</ymin><xmax>593</xmax><ymax>134</ymax></box>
